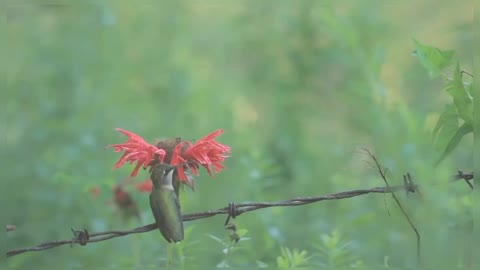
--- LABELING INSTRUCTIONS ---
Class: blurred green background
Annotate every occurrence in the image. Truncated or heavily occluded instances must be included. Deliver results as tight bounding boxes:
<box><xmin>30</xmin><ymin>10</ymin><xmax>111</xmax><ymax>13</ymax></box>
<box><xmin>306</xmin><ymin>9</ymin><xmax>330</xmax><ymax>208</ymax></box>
<box><xmin>4</xmin><ymin>0</ymin><xmax>475</xmax><ymax>268</ymax></box>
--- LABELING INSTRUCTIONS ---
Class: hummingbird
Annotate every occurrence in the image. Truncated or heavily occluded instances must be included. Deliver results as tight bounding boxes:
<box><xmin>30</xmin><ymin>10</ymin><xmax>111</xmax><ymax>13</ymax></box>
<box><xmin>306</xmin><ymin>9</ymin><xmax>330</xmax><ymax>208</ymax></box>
<box><xmin>149</xmin><ymin>164</ymin><xmax>184</xmax><ymax>243</ymax></box>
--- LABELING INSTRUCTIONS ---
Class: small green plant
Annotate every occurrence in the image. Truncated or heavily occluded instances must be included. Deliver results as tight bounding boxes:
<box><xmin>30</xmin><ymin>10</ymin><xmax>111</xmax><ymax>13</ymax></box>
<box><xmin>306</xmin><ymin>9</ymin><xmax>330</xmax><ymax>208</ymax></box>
<box><xmin>206</xmin><ymin>224</ymin><xmax>250</xmax><ymax>268</ymax></box>
<box><xmin>312</xmin><ymin>229</ymin><xmax>363</xmax><ymax>268</ymax></box>
<box><xmin>276</xmin><ymin>246</ymin><xmax>311</xmax><ymax>268</ymax></box>
<box><xmin>412</xmin><ymin>40</ymin><xmax>473</xmax><ymax>165</ymax></box>
<box><xmin>169</xmin><ymin>226</ymin><xmax>199</xmax><ymax>267</ymax></box>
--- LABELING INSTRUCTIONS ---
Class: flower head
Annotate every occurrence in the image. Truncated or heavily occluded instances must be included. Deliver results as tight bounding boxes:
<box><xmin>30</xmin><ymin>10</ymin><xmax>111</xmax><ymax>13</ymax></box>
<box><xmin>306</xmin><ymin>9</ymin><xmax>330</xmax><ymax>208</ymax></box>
<box><xmin>106</xmin><ymin>128</ymin><xmax>166</xmax><ymax>177</ymax></box>
<box><xmin>107</xmin><ymin>128</ymin><xmax>230</xmax><ymax>189</ymax></box>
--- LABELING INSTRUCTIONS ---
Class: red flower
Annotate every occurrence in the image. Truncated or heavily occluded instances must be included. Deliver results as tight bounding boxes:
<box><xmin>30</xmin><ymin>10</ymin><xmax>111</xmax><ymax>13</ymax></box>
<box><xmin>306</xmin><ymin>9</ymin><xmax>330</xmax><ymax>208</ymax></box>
<box><xmin>107</xmin><ymin>128</ymin><xmax>230</xmax><ymax>188</ymax></box>
<box><xmin>172</xmin><ymin>129</ymin><xmax>231</xmax><ymax>182</ymax></box>
<box><xmin>135</xmin><ymin>178</ymin><xmax>153</xmax><ymax>193</ymax></box>
<box><xmin>106</xmin><ymin>128</ymin><xmax>166</xmax><ymax>177</ymax></box>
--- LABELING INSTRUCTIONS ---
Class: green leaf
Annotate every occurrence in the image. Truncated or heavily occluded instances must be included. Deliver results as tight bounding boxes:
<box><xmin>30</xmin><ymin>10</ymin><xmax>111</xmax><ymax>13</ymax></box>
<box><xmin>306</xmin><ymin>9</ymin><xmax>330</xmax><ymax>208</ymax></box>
<box><xmin>444</xmin><ymin>63</ymin><xmax>473</xmax><ymax>125</ymax></box>
<box><xmin>432</xmin><ymin>104</ymin><xmax>459</xmax><ymax>151</ymax></box>
<box><xmin>236</xmin><ymin>228</ymin><xmax>248</xmax><ymax>238</ymax></box>
<box><xmin>412</xmin><ymin>39</ymin><xmax>455</xmax><ymax>78</ymax></box>
<box><xmin>276</xmin><ymin>247</ymin><xmax>311</xmax><ymax>268</ymax></box>
<box><xmin>435</xmin><ymin>122</ymin><xmax>473</xmax><ymax>166</ymax></box>
<box><xmin>256</xmin><ymin>260</ymin><xmax>269</xmax><ymax>268</ymax></box>
<box><xmin>206</xmin><ymin>234</ymin><xmax>227</xmax><ymax>247</ymax></box>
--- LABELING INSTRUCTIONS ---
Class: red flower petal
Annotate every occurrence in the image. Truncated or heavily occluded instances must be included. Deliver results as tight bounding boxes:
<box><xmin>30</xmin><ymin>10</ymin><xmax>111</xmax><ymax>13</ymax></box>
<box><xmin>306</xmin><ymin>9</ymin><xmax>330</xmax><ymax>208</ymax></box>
<box><xmin>106</xmin><ymin>128</ymin><xmax>166</xmax><ymax>177</ymax></box>
<box><xmin>170</xmin><ymin>143</ymin><xmax>188</xmax><ymax>181</ymax></box>
<box><xmin>181</xmin><ymin>129</ymin><xmax>230</xmax><ymax>178</ymax></box>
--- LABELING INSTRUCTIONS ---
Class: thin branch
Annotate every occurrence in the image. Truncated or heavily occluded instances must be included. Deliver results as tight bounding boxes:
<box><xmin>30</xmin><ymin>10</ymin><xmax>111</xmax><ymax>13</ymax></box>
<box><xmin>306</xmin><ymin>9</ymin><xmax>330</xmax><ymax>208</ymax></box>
<box><xmin>362</xmin><ymin>148</ymin><xmax>422</xmax><ymax>267</ymax></box>
<box><xmin>460</xmin><ymin>70</ymin><xmax>474</xmax><ymax>78</ymax></box>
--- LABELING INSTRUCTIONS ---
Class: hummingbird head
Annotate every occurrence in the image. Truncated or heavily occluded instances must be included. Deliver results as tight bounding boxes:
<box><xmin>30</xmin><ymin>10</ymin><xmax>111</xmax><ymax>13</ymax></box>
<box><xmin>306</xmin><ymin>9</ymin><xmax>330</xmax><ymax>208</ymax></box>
<box><xmin>151</xmin><ymin>163</ymin><xmax>195</xmax><ymax>191</ymax></box>
<box><xmin>151</xmin><ymin>164</ymin><xmax>174</xmax><ymax>190</ymax></box>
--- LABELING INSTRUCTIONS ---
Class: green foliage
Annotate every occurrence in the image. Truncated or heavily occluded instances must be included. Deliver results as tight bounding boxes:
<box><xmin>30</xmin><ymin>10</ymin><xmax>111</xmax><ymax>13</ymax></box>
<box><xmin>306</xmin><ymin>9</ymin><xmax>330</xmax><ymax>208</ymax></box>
<box><xmin>413</xmin><ymin>41</ymin><xmax>474</xmax><ymax>165</ymax></box>
<box><xmin>412</xmin><ymin>39</ymin><xmax>455</xmax><ymax>78</ymax></box>
<box><xmin>206</xmin><ymin>225</ymin><xmax>251</xmax><ymax>268</ymax></box>
<box><xmin>167</xmin><ymin>226</ymin><xmax>199</xmax><ymax>267</ymax></box>
<box><xmin>4</xmin><ymin>1</ymin><xmax>473</xmax><ymax>268</ymax></box>
<box><xmin>445</xmin><ymin>64</ymin><xmax>474</xmax><ymax>125</ymax></box>
<box><xmin>312</xmin><ymin>230</ymin><xmax>363</xmax><ymax>268</ymax></box>
<box><xmin>276</xmin><ymin>247</ymin><xmax>311</xmax><ymax>268</ymax></box>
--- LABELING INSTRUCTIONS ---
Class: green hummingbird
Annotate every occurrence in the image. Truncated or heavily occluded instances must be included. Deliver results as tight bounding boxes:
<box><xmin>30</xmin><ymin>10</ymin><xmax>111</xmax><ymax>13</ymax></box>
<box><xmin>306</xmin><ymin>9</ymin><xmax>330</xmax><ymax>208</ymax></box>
<box><xmin>149</xmin><ymin>164</ymin><xmax>184</xmax><ymax>243</ymax></box>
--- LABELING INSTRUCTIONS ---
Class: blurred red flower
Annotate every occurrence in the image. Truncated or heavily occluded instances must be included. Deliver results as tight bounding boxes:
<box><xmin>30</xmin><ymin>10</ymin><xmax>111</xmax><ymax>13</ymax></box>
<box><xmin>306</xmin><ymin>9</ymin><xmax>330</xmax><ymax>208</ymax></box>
<box><xmin>135</xmin><ymin>178</ymin><xmax>153</xmax><ymax>192</ymax></box>
<box><xmin>113</xmin><ymin>185</ymin><xmax>140</xmax><ymax>220</ymax></box>
<box><xmin>89</xmin><ymin>186</ymin><xmax>101</xmax><ymax>198</ymax></box>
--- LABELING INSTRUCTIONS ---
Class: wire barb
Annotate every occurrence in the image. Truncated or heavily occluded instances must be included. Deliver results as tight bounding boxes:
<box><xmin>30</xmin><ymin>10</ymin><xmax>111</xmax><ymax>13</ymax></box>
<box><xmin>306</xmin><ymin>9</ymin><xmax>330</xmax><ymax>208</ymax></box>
<box><xmin>70</xmin><ymin>228</ymin><xmax>90</xmax><ymax>247</ymax></box>
<box><xmin>454</xmin><ymin>170</ymin><xmax>474</xmax><ymax>189</ymax></box>
<box><xmin>403</xmin><ymin>173</ymin><xmax>421</xmax><ymax>196</ymax></box>
<box><xmin>224</xmin><ymin>202</ymin><xmax>239</xmax><ymax>226</ymax></box>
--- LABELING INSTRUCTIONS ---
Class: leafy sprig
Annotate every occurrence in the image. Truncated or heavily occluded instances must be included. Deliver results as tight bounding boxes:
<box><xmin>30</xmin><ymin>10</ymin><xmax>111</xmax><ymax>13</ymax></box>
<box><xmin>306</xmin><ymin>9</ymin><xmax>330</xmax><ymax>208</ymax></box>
<box><xmin>412</xmin><ymin>40</ymin><xmax>473</xmax><ymax>165</ymax></box>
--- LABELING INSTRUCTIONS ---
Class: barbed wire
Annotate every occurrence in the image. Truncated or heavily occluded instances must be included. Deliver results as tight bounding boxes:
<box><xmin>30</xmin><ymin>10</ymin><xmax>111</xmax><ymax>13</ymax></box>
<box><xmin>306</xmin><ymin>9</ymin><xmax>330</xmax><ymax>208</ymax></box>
<box><xmin>6</xmin><ymin>169</ymin><xmax>473</xmax><ymax>258</ymax></box>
